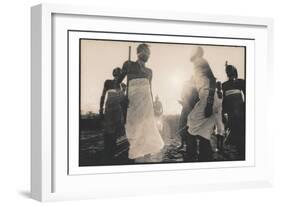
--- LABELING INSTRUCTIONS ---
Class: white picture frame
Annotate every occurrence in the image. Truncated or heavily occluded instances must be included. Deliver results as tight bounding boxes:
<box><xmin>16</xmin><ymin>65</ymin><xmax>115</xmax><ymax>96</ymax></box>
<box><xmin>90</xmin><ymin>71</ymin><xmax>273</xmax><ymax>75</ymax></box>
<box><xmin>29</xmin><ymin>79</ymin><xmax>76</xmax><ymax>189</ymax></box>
<box><xmin>31</xmin><ymin>3</ymin><xmax>274</xmax><ymax>202</ymax></box>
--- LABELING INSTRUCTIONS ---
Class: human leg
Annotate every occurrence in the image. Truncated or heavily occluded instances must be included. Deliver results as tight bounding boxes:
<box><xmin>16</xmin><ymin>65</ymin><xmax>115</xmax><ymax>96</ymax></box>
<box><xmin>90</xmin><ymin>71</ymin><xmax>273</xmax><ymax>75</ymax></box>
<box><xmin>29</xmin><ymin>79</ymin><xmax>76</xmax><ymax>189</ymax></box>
<box><xmin>216</xmin><ymin>134</ymin><xmax>224</xmax><ymax>153</ymax></box>
<box><xmin>198</xmin><ymin>136</ymin><xmax>213</xmax><ymax>161</ymax></box>
<box><xmin>184</xmin><ymin>131</ymin><xmax>197</xmax><ymax>161</ymax></box>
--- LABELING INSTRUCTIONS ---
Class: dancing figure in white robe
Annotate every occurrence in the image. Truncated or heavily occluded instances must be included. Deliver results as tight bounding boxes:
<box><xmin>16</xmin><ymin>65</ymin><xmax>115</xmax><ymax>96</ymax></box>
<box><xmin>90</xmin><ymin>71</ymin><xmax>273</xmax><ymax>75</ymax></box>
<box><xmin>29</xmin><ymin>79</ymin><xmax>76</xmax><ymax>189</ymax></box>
<box><xmin>118</xmin><ymin>44</ymin><xmax>164</xmax><ymax>160</ymax></box>
<box><xmin>187</xmin><ymin>60</ymin><xmax>220</xmax><ymax>140</ymax></box>
<box><xmin>186</xmin><ymin>46</ymin><xmax>220</xmax><ymax>161</ymax></box>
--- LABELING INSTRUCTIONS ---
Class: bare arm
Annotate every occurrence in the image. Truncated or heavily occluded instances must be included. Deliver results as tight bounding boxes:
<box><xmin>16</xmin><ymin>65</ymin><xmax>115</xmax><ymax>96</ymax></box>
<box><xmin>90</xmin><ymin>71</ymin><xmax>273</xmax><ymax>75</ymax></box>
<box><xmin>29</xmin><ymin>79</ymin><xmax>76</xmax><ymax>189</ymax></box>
<box><xmin>205</xmin><ymin>68</ymin><xmax>216</xmax><ymax>117</ymax></box>
<box><xmin>99</xmin><ymin>81</ymin><xmax>108</xmax><ymax>114</ymax></box>
<box><xmin>206</xmin><ymin>68</ymin><xmax>216</xmax><ymax>98</ymax></box>
<box><xmin>148</xmin><ymin>69</ymin><xmax>153</xmax><ymax>101</ymax></box>
<box><xmin>117</xmin><ymin>61</ymin><xmax>130</xmax><ymax>84</ymax></box>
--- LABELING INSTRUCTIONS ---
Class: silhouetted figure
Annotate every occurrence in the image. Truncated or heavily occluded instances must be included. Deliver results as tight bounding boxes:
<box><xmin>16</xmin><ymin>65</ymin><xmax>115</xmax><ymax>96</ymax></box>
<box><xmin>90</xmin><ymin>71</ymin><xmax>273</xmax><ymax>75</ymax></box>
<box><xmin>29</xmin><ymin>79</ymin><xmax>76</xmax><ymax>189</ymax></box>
<box><xmin>99</xmin><ymin>67</ymin><xmax>124</xmax><ymax>164</ymax></box>
<box><xmin>153</xmin><ymin>95</ymin><xmax>164</xmax><ymax>132</ymax></box>
<box><xmin>153</xmin><ymin>95</ymin><xmax>163</xmax><ymax>117</ymax></box>
<box><xmin>222</xmin><ymin>65</ymin><xmax>245</xmax><ymax>160</ymax></box>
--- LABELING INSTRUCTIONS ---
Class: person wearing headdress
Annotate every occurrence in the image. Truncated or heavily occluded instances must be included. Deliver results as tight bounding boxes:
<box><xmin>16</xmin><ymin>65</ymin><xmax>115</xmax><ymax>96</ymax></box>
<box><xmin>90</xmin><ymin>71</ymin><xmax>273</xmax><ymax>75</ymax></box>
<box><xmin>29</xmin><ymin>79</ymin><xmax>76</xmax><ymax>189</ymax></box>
<box><xmin>99</xmin><ymin>67</ymin><xmax>125</xmax><ymax>163</ymax></box>
<box><xmin>117</xmin><ymin>43</ymin><xmax>164</xmax><ymax>161</ymax></box>
<box><xmin>222</xmin><ymin>64</ymin><xmax>245</xmax><ymax>160</ymax></box>
<box><xmin>186</xmin><ymin>46</ymin><xmax>220</xmax><ymax>161</ymax></box>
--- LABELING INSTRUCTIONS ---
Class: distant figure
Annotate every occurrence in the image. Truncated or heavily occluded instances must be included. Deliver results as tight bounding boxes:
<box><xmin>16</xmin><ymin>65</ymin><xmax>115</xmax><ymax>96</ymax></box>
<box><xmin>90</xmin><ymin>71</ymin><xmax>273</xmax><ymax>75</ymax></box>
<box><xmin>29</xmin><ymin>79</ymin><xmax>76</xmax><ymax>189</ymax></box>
<box><xmin>153</xmin><ymin>95</ymin><xmax>163</xmax><ymax>117</ymax></box>
<box><xmin>186</xmin><ymin>46</ymin><xmax>221</xmax><ymax>161</ymax></box>
<box><xmin>153</xmin><ymin>95</ymin><xmax>164</xmax><ymax>132</ymax></box>
<box><xmin>177</xmin><ymin>79</ymin><xmax>199</xmax><ymax>151</ymax></box>
<box><xmin>99</xmin><ymin>67</ymin><xmax>124</xmax><ymax>163</ymax></box>
<box><xmin>117</xmin><ymin>43</ymin><xmax>164</xmax><ymax>161</ymax></box>
<box><xmin>215</xmin><ymin>81</ymin><xmax>225</xmax><ymax>153</ymax></box>
<box><xmin>222</xmin><ymin>64</ymin><xmax>245</xmax><ymax>160</ymax></box>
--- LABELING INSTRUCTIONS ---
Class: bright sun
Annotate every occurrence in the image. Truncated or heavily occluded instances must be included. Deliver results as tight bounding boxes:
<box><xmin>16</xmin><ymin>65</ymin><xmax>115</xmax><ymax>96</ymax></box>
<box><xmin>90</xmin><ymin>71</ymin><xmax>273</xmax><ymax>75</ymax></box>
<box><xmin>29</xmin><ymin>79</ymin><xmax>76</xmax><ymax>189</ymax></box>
<box><xmin>170</xmin><ymin>74</ymin><xmax>185</xmax><ymax>92</ymax></box>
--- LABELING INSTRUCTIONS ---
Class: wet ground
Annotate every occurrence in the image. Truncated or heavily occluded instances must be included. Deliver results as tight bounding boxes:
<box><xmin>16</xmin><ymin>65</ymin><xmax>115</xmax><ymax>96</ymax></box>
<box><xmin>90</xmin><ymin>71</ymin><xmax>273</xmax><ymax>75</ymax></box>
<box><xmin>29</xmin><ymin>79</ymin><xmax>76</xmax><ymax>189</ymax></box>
<box><xmin>79</xmin><ymin>117</ymin><xmax>242</xmax><ymax>166</ymax></box>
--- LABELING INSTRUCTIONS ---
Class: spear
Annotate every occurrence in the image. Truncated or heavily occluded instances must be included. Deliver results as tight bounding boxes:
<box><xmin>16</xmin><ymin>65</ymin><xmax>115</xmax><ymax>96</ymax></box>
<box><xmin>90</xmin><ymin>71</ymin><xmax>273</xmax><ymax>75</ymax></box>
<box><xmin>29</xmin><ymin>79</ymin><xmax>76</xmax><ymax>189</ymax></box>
<box><xmin>128</xmin><ymin>46</ymin><xmax>131</xmax><ymax>61</ymax></box>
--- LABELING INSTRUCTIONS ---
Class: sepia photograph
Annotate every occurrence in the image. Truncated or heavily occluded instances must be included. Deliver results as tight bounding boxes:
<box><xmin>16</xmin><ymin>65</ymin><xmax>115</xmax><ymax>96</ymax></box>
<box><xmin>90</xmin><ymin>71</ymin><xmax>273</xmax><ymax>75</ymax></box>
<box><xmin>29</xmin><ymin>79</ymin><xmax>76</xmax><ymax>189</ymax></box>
<box><xmin>79</xmin><ymin>39</ymin><xmax>246</xmax><ymax>167</ymax></box>
<box><xmin>30</xmin><ymin>4</ymin><xmax>274</xmax><ymax>201</ymax></box>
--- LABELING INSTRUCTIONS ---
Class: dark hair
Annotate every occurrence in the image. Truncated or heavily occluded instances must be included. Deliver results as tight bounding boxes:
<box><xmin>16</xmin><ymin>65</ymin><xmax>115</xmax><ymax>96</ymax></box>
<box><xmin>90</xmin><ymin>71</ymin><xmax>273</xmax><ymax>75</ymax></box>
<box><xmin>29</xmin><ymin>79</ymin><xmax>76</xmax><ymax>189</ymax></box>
<box><xmin>137</xmin><ymin>43</ymin><xmax>150</xmax><ymax>54</ymax></box>
<box><xmin>233</xmin><ymin>68</ymin><xmax>238</xmax><ymax>79</ymax></box>
<box><xmin>112</xmin><ymin>67</ymin><xmax>121</xmax><ymax>77</ymax></box>
<box><xmin>225</xmin><ymin>65</ymin><xmax>237</xmax><ymax>79</ymax></box>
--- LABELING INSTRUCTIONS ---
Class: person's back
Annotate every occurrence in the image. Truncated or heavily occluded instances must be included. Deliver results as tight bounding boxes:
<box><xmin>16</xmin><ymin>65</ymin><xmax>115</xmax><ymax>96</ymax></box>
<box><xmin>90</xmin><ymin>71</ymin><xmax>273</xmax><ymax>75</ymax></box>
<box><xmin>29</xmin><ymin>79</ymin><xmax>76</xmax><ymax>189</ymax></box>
<box><xmin>192</xmin><ymin>57</ymin><xmax>214</xmax><ymax>96</ymax></box>
<box><xmin>222</xmin><ymin>78</ymin><xmax>245</xmax><ymax>118</ymax></box>
<box><xmin>222</xmin><ymin>65</ymin><xmax>245</xmax><ymax>160</ymax></box>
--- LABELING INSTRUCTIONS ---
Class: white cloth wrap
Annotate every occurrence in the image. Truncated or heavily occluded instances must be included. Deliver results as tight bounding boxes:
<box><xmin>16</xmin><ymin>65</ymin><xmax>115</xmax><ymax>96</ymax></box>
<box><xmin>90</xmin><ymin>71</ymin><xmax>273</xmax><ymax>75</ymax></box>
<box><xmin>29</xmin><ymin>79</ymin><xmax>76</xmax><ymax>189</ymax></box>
<box><xmin>126</xmin><ymin>78</ymin><xmax>164</xmax><ymax>159</ymax></box>
<box><xmin>187</xmin><ymin>59</ymin><xmax>222</xmax><ymax>140</ymax></box>
<box><xmin>225</xmin><ymin>89</ymin><xmax>241</xmax><ymax>96</ymax></box>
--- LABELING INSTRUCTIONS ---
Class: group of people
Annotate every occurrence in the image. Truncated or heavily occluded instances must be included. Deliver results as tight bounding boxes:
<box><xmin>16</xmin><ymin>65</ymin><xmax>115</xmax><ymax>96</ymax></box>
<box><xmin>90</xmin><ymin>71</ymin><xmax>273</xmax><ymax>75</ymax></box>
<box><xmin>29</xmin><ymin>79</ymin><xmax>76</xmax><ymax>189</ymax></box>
<box><xmin>99</xmin><ymin>43</ymin><xmax>164</xmax><ymax>163</ymax></box>
<box><xmin>178</xmin><ymin>47</ymin><xmax>245</xmax><ymax>161</ymax></box>
<box><xmin>99</xmin><ymin>43</ymin><xmax>245</xmax><ymax>163</ymax></box>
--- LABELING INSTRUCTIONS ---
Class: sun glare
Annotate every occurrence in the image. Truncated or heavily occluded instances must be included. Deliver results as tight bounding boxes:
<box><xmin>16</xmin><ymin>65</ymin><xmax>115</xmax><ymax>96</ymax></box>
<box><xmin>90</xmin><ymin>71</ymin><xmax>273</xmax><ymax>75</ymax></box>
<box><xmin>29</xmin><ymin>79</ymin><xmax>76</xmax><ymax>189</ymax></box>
<box><xmin>170</xmin><ymin>73</ymin><xmax>185</xmax><ymax>92</ymax></box>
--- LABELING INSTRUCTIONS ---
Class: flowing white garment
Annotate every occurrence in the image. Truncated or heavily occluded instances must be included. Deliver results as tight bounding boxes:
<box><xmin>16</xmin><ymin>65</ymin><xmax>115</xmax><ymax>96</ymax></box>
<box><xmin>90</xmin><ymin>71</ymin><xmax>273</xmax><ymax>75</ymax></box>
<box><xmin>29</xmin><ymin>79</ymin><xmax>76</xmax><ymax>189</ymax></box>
<box><xmin>187</xmin><ymin>59</ymin><xmax>221</xmax><ymax>140</ymax></box>
<box><xmin>126</xmin><ymin>78</ymin><xmax>164</xmax><ymax>159</ymax></box>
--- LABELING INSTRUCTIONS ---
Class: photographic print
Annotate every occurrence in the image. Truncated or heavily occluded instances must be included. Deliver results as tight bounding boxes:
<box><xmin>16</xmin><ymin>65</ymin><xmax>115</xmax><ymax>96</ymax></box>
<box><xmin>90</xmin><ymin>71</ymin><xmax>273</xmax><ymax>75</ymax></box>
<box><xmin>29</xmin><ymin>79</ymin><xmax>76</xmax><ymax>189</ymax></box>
<box><xmin>31</xmin><ymin>6</ymin><xmax>273</xmax><ymax>200</ymax></box>
<box><xmin>30</xmin><ymin>5</ymin><xmax>274</xmax><ymax>201</ymax></box>
<box><xmin>78</xmin><ymin>38</ymin><xmax>246</xmax><ymax>167</ymax></box>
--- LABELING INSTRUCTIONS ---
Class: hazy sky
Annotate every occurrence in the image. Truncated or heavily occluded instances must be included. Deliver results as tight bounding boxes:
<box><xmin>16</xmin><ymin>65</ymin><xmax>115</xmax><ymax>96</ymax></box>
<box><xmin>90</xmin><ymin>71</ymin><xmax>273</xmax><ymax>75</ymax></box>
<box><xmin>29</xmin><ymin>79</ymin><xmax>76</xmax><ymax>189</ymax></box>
<box><xmin>80</xmin><ymin>40</ymin><xmax>245</xmax><ymax>115</ymax></box>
